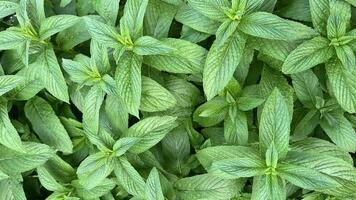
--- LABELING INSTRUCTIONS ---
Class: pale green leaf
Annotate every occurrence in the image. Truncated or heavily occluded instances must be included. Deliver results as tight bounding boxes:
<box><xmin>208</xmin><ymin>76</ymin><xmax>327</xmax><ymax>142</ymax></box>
<box><xmin>114</xmin><ymin>157</ymin><xmax>146</xmax><ymax>197</ymax></box>
<box><xmin>120</xmin><ymin>0</ymin><xmax>148</xmax><ymax>39</ymax></box>
<box><xmin>209</xmin><ymin>157</ymin><xmax>266</xmax><ymax>179</ymax></box>
<box><xmin>146</xmin><ymin>168</ymin><xmax>164</xmax><ymax>200</ymax></box>
<box><xmin>187</xmin><ymin>0</ymin><xmax>229</xmax><ymax>22</ymax></box>
<box><xmin>116</xmin><ymin>52</ymin><xmax>142</xmax><ymax>117</ymax></box>
<box><xmin>123</xmin><ymin>116</ymin><xmax>178</xmax><ymax>154</ymax></box>
<box><xmin>224</xmin><ymin>105</ymin><xmax>248</xmax><ymax>145</ymax></box>
<box><xmin>39</xmin><ymin>15</ymin><xmax>80</xmax><ymax>40</ymax></box>
<box><xmin>259</xmin><ymin>88</ymin><xmax>290</xmax><ymax>158</ymax></box>
<box><xmin>77</xmin><ymin>152</ymin><xmax>114</xmax><ymax>190</ymax></box>
<box><xmin>326</xmin><ymin>58</ymin><xmax>356</xmax><ymax>113</ymax></box>
<box><xmin>24</xmin><ymin>96</ymin><xmax>73</xmax><ymax>153</ymax></box>
<box><xmin>278</xmin><ymin>163</ymin><xmax>340</xmax><ymax>190</ymax></box>
<box><xmin>309</xmin><ymin>0</ymin><xmax>329</xmax><ymax>35</ymax></box>
<box><xmin>32</xmin><ymin>48</ymin><xmax>69</xmax><ymax>102</ymax></box>
<box><xmin>327</xmin><ymin>0</ymin><xmax>351</xmax><ymax>39</ymax></box>
<box><xmin>140</xmin><ymin>76</ymin><xmax>177</xmax><ymax>112</ymax></box>
<box><xmin>0</xmin><ymin>28</ymin><xmax>28</xmax><ymax>50</ymax></box>
<box><xmin>0</xmin><ymin>142</ymin><xmax>54</xmax><ymax>173</ymax></box>
<box><xmin>84</xmin><ymin>16</ymin><xmax>122</xmax><ymax>49</ymax></box>
<box><xmin>0</xmin><ymin>1</ymin><xmax>17</xmax><ymax>18</ymax></box>
<box><xmin>175</xmin><ymin>174</ymin><xmax>240</xmax><ymax>200</ymax></box>
<box><xmin>144</xmin><ymin>38</ymin><xmax>207</xmax><ymax>74</ymax></box>
<box><xmin>203</xmin><ymin>30</ymin><xmax>246</xmax><ymax>100</ymax></box>
<box><xmin>133</xmin><ymin>36</ymin><xmax>175</xmax><ymax>55</ymax></box>
<box><xmin>335</xmin><ymin>44</ymin><xmax>355</xmax><ymax>70</ymax></box>
<box><xmin>282</xmin><ymin>37</ymin><xmax>334</xmax><ymax>74</ymax></box>
<box><xmin>291</xmin><ymin>70</ymin><xmax>323</xmax><ymax>107</ymax></box>
<box><xmin>93</xmin><ymin>0</ymin><xmax>119</xmax><ymax>25</ymax></box>
<box><xmin>239</xmin><ymin>12</ymin><xmax>316</xmax><ymax>40</ymax></box>
<box><xmin>0</xmin><ymin>75</ymin><xmax>24</xmax><ymax>96</ymax></box>
<box><xmin>0</xmin><ymin>98</ymin><xmax>23</xmax><ymax>151</ymax></box>
<box><xmin>320</xmin><ymin>111</ymin><xmax>356</xmax><ymax>152</ymax></box>
<box><xmin>251</xmin><ymin>175</ymin><xmax>286</xmax><ymax>200</ymax></box>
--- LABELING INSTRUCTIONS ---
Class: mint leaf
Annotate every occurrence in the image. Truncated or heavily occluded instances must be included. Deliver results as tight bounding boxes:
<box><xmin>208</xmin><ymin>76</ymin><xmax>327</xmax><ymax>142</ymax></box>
<box><xmin>259</xmin><ymin>88</ymin><xmax>290</xmax><ymax>158</ymax></box>
<box><xmin>282</xmin><ymin>37</ymin><xmax>334</xmax><ymax>74</ymax></box>
<box><xmin>24</xmin><ymin>96</ymin><xmax>73</xmax><ymax>153</ymax></box>
<box><xmin>239</xmin><ymin>12</ymin><xmax>317</xmax><ymax>41</ymax></box>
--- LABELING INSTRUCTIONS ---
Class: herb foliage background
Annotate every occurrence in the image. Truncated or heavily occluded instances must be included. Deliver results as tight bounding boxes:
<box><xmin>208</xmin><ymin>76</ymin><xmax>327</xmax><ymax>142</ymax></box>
<box><xmin>0</xmin><ymin>0</ymin><xmax>356</xmax><ymax>199</ymax></box>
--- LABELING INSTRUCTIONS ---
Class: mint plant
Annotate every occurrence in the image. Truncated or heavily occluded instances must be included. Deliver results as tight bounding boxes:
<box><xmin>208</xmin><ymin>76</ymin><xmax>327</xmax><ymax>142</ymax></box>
<box><xmin>0</xmin><ymin>0</ymin><xmax>356</xmax><ymax>199</ymax></box>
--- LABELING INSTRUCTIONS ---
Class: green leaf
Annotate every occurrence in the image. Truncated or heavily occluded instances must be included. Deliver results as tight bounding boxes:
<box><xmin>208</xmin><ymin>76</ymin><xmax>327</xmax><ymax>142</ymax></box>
<box><xmin>105</xmin><ymin>95</ymin><xmax>129</xmax><ymax>134</ymax></box>
<box><xmin>292</xmin><ymin>109</ymin><xmax>320</xmax><ymax>140</ymax></box>
<box><xmin>197</xmin><ymin>146</ymin><xmax>261</xmax><ymax>169</ymax></box>
<box><xmin>0</xmin><ymin>98</ymin><xmax>23</xmax><ymax>151</ymax></box>
<box><xmin>32</xmin><ymin>48</ymin><xmax>69</xmax><ymax>102</ymax></box>
<box><xmin>224</xmin><ymin>105</ymin><xmax>248</xmax><ymax>145</ymax></box>
<box><xmin>187</xmin><ymin>0</ymin><xmax>229</xmax><ymax>22</ymax></box>
<box><xmin>291</xmin><ymin>70</ymin><xmax>323</xmax><ymax>108</ymax></box>
<box><xmin>265</xmin><ymin>143</ymin><xmax>278</xmax><ymax>168</ymax></box>
<box><xmin>144</xmin><ymin>38</ymin><xmax>207</xmax><ymax>74</ymax></box>
<box><xmin>120</xmin><ymin>0</ymin><xmax>148</xmax><ymax>39</ymax></box>
<box><xmin>326</xmin><ymin>58</ymin><xmax>356</xmax><ymax>113</ymax></box>
<box><xmin>335</xmin><ymin>44</ymin><xmax>355</xmax><ymax>70</ymax></box>
<box><xmin>37</xmin><ymin>166</ymin><xmax>66</xmax><ymax>191</ymax></box>
<box><xmin>0</xmin><ymin>142</ymin><xmax>54</xmax><ymax>173</ymax></box>
<box><xmin>140</xmin><ymin>76</ymin><xmax>177</xmax><ymax>112</ymax></box>
<box><xmin>209</xmin><ymin>156</ymin><xmax>266</xmax><ymax>179</ymax></box>
<box><xmin>60</xmin><ymin>0</ymin><xmax>72</xmax><ymax>7</ymax></box>
<box><xmin>259</xmin><ymin>88</ymin><xmax>290</xmax><ymax>158</ymax></box>
<box><xmin>175</xmin><ymin>4</ymin><xmax>220</xmax><ymax>34</ymax></box>
<box><xmin>77</xmin><ymin>152</ymin><xmax>114</xmax><ymax>190</ymax></box>
<box><xmin>84</xmin><ymin>16</ymin><xmax>122</xmax><ymax>49</ymax></box>
<box><xmin>309</xmin><ymin>0</ymin><xmax>329</xmax><ymax>35</ymax></box>
<box><xmin>285</xmin><ymin>151</ymin><xmax>356</xmax><ymax>195</ymax></box>
<box><xmin>239</xmin><ymin>12</ymin><xmax>316</xmax><ymax>41</ymax></box>
<box><xmin>39</xmin><ymin>15</ymin><xmax>80</xmax><ymax>40</ymax></box>
<box><xmin>114</xmin><ymin>157</ymin><xmax>146</xmax><ymax>197</ymax></box>
<box><xmin>345</xmin><ymin>0</ymin><xmax>356</xmax><ymax>6</ymax></box>
<box><xmin>320</xmin><ymin>111</ymin><xmax>356</xmax><ymax>152</ymax></box>
<box><xmin>123</xmin><ymin>116</ymin><xmax>178</xmax><ymax>154</ymax></box>
<box><xmin>0</xmin><ymin>28</ymin><xmax>28</xmax><ymax>50</ymax></box>
<box><xmin>113</xmin><ymin>137</ymin><xmax>140</xmax><ymax>157</ymax></box>
<box><xmin>62</xmin><ymin>57</ymin><xmax>100</xmax><ymax>85</ymax></box>
<box><xmin>56</xmin><ymin>18</ymin><xmax>91</xmax><ymax>51</ymax></box>
<box><xmin>165</xmin><ymin>75</ymin><xmax>203</xmax><ymax>107</ymax></box>
<box><xmin>82</xmin><ymin>85</ymin><xmax>106</xmax><ymax>147</ymax></box>
<box><xmin>0</xmin><ymin>170</ymin><xmax>8</xmax><ymax>180</ymax></box>
<box><xmin>290</xmin><ymin>137</ymin><xmax>353</xmax><ymax>164</ymax></box>
<box><xmin>74</xmin><ymin>178</ymin><xmax>116</xmax><ymax>199</ymax></box>
<box><xmin>251</xmin><ymin>175</ymin><xmax>286</xmax><ymax>200</ymax></box>
<box><xmin>203</xmin><ymin>30</ymin><xmax>246</xmax><ymax>100</ymax></box>
<box><xmin>6</xmin><ymin>66</ymin><xmax>43</xmax><ymax>101</ymax></box>
<box><xmin>116</xmin><ymin>52</ymin><xmax>142</xmax><ymax>117</ymax></box>
<box><xmin>145</xmin><ymin>168</ymin><xmax>164</xmax><ymax>200</ymax></box>
<box><xmin>93</xmin><ymin>0</ymin><xmax>119</xmax><ymax>26</ymax></box>
<box><xmin>193</xmin><ymin>96</ymin><xmax>229</xmax><ymax>127</ymax></box>
<box><xmin>278</xmin><ymin>163</ymin><xmax>340</xmax><ymax>190</ymax></box>
<box><xmin>0</xmin><ymin>75</ymin><xmax>24</xmax><ymax>96</ymax></box>
<box><xmin>24</xmin><ymin>96</ymin><xmax>73</xmax><ymax>153</ymax></box>
<box><xmin>259</xmin><ymin>67</ymin><xmax>294</xmax><ymax>117</ymax></box>
<box><xmin>144</xmin><ymin>0</ymin><xmax>176</xmax><ymax>39</ymax></box>
<box><xmin>0</xmin><ymin>1</ymin><xmax>18</xmax><ymax>19</ymax></box>
<box><xmin>327</xmin><ymin>0</ymin><xmax>351</xmax><ymax>39</ymax></box>
<box><xmin>282</xmin><ymin>37</ymin><xmax>334</xmax><ymax>74</ymax></box>
<box><xmin>133</xmin><ymin>36</ymin><xmax>174</xmax><ymax>55</ymax></box>
<box><xmin>0</xmin><ymin>178</ymin><xmax>26</xmax><ymax>200</ymax></box>
<box><xmin>236</xmin><ymin>96</ymin><xmax>265</xmax><ymax>111</ymax></box>
<box><xmin>175</xmin><ymin>174</ymin><xmax>240</xmax><ymax>200</ymax></box>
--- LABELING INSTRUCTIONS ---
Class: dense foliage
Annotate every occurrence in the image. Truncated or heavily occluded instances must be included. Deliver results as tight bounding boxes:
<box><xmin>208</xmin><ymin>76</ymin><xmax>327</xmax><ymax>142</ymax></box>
<box><xmin>0</xmin><ymin>0</ymin><xmax>356</xmax><ymax>199</ymax></box>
